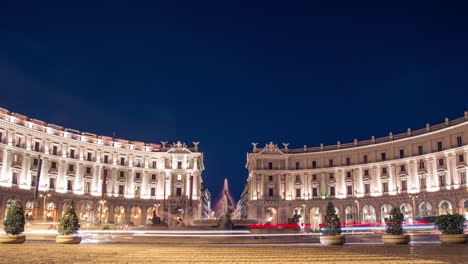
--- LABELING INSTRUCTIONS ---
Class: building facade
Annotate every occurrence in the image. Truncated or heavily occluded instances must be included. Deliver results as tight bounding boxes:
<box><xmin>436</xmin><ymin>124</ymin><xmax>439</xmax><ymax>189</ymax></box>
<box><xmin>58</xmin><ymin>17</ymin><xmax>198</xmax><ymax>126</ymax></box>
<box><xmin>0</xmin><ymin>108</ymin><xmax>204</xmax><ymax>228</ymax></box>
<box><xmin>244</xmin><ymin>113</ymin><xmax>468</xmax><ymax>230</ymax></box>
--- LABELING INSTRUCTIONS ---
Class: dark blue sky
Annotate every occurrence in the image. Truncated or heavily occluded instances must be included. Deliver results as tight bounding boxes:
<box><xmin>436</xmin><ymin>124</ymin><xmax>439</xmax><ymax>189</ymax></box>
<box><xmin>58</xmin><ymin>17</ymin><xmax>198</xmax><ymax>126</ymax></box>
<box><xmin>1</xmin><ymin>1</ymin><xmax>467</xmax><ymax>200</ymax></box>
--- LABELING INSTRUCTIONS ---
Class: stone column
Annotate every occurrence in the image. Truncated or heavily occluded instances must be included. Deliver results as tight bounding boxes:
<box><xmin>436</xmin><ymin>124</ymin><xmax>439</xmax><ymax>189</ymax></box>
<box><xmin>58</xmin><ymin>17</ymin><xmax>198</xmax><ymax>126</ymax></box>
<box><xmin>448</xmin><ymin>154</ymin><xmax>457</xmax><ymax>186</ymax></box>
<box><xmin>21</xmin><ymin>153</ymin><xmax>31</xmax><ymax>188</ymax></box>
<box><xmin>39</xmin><ymin>158</ymin><xmax>49</xmax><ymax>191</ymax></box>
<box><xmin>0</xmin><ymin>149</ymin><xmax>12</xmax><ymax>186</ymax></box>
<box><xmin>74</xmin><ymin>163</ymin><xmax>83</xmax><ymax>193</ymax></box>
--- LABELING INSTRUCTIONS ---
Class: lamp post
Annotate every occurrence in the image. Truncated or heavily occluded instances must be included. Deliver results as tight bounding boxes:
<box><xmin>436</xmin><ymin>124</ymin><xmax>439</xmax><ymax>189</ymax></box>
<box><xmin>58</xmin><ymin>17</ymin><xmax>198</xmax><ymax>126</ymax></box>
<box><xmin>39</xmin><ymin>192</ymin><xmax>51</xmax><ymax>221</ymax></box>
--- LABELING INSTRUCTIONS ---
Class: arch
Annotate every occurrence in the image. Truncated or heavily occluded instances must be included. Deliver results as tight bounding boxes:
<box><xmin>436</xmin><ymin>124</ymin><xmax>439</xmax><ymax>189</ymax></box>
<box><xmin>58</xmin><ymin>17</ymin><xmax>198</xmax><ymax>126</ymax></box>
<box><xmin>130</xmin><ymin>206</ymin><xmax>142</xmax><ymax>225</ymax></box>
<box><xmin>264</xmin><ymin>207</ymin><xmax>278</xmax><ymax>224</ymax></box>
<box><xmin>97</xmin><ymin>203</ymin><xmax>109</xmax><ymax>224</ymax></box>
<box><xmin>24</xmin><ymin>200</ymin><xmax>39</xmax><ymax>220</ymax></box>
<box><xmin>79</xmin><ymin>202</ymin><xmax>94</xmax><ymax>225</ymax></box>
<box><xmin>459</xmin><ymin>199</ymin><xmax>468</xmax><ymax>220</ymax></box>
<box><xmin>418</xmin><ymin>202</ymin><xmax>432</xmax><ymax>217</ymax></box>
<box><xmin>309</xmin><ymin>207</ymin><xmax>321</xmax><ymax>232</ymax></box>
<box><xmin>344</xmin><ymin>206</ymin><xmax>356</xmax><ymax>224</ymax></box>
<box><xmin>146</xmin><ymin>206</ymin><xmax>160</xmax><ymax>224</ymax></box>
<box><xmin>45</xmin><ymin>201</ymin><xmax>57</xmax><ymax>222</ymax></box>
<box><xmin>380</xmin><ymin>204</ymin><xmax>392</xmax><ymax>223</ymax></box>
<box><xmin>362</xmin><ymin>205</ymin><xmax>376</xmax><ymax>223</ymax></box>
<box><xmin>400</xmin><ymin>203</ymin><xmax>413</xmax><ymax>222</ymax></box>
<box><xmin>114</xmin><ymin>205</ymin><xmax>126</xmax><ymax>225</ymax></box>
<box><xmin>438</xmin><ymin>200</ymin><xmax>452</xmax><ymax>215</ymax></box>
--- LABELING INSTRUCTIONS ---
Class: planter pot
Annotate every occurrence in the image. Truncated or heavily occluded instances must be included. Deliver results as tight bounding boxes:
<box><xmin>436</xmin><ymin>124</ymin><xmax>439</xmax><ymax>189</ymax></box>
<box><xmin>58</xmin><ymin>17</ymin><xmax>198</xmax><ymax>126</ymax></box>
<box><xmin>320</xmin><ymin>235</ymin><xmax>345</xmax><ymax>245</ymax></box>
<box><xmin>0</xmin><ymin>234</ymin><xmax>26</xmax><ymax>244</ymax></box>
<box><xmin>56</xmin><ymin>235</ymin><xmax>82</xmax><ymax>244</ymax></box>
<box><xmin>440</xmin><ymin>234</ymin><xmax>467</xmax><ymax>244</ymax></box>
<box><xmin>382</xmin><ymin>234</ymin><xmax>410</xmax><ymax>245</ymax></box>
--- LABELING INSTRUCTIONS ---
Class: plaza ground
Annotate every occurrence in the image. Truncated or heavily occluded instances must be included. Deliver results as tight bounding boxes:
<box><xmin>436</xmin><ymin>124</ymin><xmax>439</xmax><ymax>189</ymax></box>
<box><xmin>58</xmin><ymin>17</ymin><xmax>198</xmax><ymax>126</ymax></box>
<box><xmin>0</xmin><ymin>243</ymin><xmax>467</xmax><ymax>264</ymax></box>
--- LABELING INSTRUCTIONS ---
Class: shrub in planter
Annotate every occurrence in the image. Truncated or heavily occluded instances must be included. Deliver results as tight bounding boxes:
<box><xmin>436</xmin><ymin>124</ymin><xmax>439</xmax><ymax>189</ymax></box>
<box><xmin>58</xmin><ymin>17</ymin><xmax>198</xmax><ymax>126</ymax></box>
<box><xmin>435</xmin><ymin>214</ymin><xmax>467</xmax><ymax>244</ymax></box>
<box><xmin>382</xmin><ymin>207</ymin><xmax>409</xmax><ymax>244</ymax></box>
<box><xmin>320</xmin><ymin>202</ymin><xmax>344</xmax><ymax>245</ymax></box>
<box><xmin>0</xmin><ymin>200</ymin><xmax>26</xmax><ymax>244</ymax></box>
<box><xmin>56</xmin><ymin>201</ymin><xmax>81</xmax><ymax>244</ymax></box>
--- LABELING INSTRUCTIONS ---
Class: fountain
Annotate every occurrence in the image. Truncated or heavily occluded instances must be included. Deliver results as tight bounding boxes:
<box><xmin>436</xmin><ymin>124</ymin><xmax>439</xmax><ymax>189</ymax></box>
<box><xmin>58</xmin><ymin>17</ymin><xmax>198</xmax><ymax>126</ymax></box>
<box><xmin>191</xmin><ymin>178</ymin><xmax>257</xmax><ymax>230</ymax></box>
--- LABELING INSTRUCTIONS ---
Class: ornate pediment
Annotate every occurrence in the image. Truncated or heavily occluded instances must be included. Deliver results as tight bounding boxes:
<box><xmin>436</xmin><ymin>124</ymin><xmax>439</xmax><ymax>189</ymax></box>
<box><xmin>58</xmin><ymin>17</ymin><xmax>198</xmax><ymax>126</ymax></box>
<box><xmin>167</xmin><ymin>141</ymin><xmax>192</xmax><ymax>153</ymax></box>
<box><xmin>258</xmin><ymin>142</ymin><xmax>285</xmax><ymax>155</ymax></box>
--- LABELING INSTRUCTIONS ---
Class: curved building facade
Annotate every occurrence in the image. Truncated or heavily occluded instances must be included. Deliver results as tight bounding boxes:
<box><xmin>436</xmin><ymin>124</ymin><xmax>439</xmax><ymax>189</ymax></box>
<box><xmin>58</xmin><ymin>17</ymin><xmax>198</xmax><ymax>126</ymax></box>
<box><xmin>244</xmin><ymin>113</ymin><xmax>468</xmax><ymax>230</ymax></box>
<box><xmin>0</xmin><ymin>108</ymin><xmax>204</xmax><ymax>228</ymax></box>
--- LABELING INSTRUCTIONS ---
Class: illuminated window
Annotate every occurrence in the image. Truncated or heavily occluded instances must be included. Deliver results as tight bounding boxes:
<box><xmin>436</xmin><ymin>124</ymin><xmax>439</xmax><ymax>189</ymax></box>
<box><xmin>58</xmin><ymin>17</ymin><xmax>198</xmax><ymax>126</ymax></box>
<box><xmin>177</xmin><ymin>174</ymin><xmax>182</xmax><ymax>181</ymax></box>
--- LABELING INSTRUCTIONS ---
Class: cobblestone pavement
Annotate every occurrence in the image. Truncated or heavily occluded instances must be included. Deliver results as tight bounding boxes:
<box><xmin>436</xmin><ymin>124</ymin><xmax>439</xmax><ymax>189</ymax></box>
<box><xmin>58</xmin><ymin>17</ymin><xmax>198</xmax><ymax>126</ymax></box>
<box><xmin>0</xmin><ymin>244</ymin><xmax>466</xmax><ymax>264</ymax></box>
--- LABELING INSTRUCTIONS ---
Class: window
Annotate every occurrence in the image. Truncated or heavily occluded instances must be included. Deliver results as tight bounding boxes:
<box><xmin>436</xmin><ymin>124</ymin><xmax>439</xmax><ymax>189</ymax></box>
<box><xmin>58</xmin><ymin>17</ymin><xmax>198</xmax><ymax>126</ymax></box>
<box><xmin>87</xmin><ymin>152</ymin><xmax>92</xmax><ymax>161</ymax></box>
<box><xmin>346</xmin><ymin>157</ymin><xmax>351</xmax><ymax>166</ymax></box>
<box><xmin>119</xmin><ymin>171</ymin><xmax>124</xmax><ymax>177</ymax></box>
<box><xmin>51</xmin><ymin>161</ymin><xmax>57</xmax><ymax>169</ymax></box>
<box><xmin>363</xmin><ymin>155</ymin><xmax>368</xmax><ymax>164</ymax></box>
<box><xmin>364</xmin><ymin>169</ymin><xmax>369</xmax><ymax>176</ymax></box>
<box><xmin>295</xmin><ymin>162</ymin><xmax>300</xmax><ymax>170</ymax></box>
<box><xmin>86</xmin><ymin>167</ymin><xmax>91</xmax><ymax>174</ymax></box>
<box><xmin>33</xmin><ymin>159</ymin><xmax>39</xmax><ymax>166</ymax></box>
<box><xmin>268</xmin><ymin>175</ymin><xmax>273</xmax><ymax>181</ymax></box>
<box><xmin>364</xmin><ymin>184</ymin><xmax>370</xmax><ymax>194</ymax></box>
<box><xmin>346</xmin><ymin>171</ymin><xmax>352</xmax><ymax>178</ymax></box>
<box><xmin>347</xmin><ymin>186</ymin><xmax>352</xmax><ymax>195</ymax></box>
<box><xmin>268</xmin><ymin>188</ymin><xmax>274</xmax><ymax>197</ymax></box>
<box><xmin>382</xmin><ymin>182</ymin><xmax>388</xmax><ymax>193</ymax></box>
<box><xmin>176</xmin><ymin>187</ymin><xmax>182</xmax><ymax>197</ymax></box>
<box><xmin>329</xmin><ymin>159</ymin><xmax>333</xmax><ymax>167</ymax></box>
<box><xmin>296</xmin><ymin>188</ymin><xmax>301</xmax><ymax>197</ymax></box>
<box><xmin>295</xmin><ymin>175</ymin><xmax>300</xmax><ymax>182</ymax></box>
<box><xmin>330</xmin><ymin>187</ymin><xmax>335</xmax><ymax>196</ymax></box>
<box><xmin>118</xmin><ymin>185</ymin><xmax>124</xmax><ymax>195</ymax></box>
<box><xmin>120</xmin><ymin>157</ymin><xmax>125</xmax><ymax>165</ymax></box>
<box><xmin>382</xmin><ymin>167</ymin><xmax>387</xmax><ymax>174</ymax></box>
<box><xmin>268</xmin><ymin>162</ymin><xmax>273</xmax><ymax>170</ymax></box>
<box><xmin>150</xmin><ymin>187</ymin><xmax>156</xmax><ymax>196</ymax></box>
<box><xmin>104</xmin><ymin>155</ymin><xmax>109</xmax><ymax>163</ymax></box>
<box><xmin>460</xmin><ymin>172</ymin><xmax>466</xmax><ymax>184</ymax></box>
<box><xmin>136</xmin><ymin>173</ymin><xmax>141</xmax><ymax>179</ymax></box>
<box><xmin>459</xmin><ymin>154</ymin><xmax>464</xmax><ymax>162</ymax></box>
<box><xmin>400</xmin><ymin>149</ymin><xmax>405</xmax><ymax>159</ymax></box>
<box><xmin>177</xmin><ymin>174</ymin><xmax>182</xmax><ymax>181</ymax></box>
<box><xmin>31</xmin><ymin>175</ymin><xmax>37</xmax><ymax>187</ymax></box>
<box><xmin>439</xmin><ymin>175</ymin><xmax>446</xmax><ymax>187</ymax></box>
<box><xmin>34</xmin><ymin>141</ymin><xmax>40</xmax><ymax>151</ymax></box>
<box><xmin>400</xmin><ymin>165</ymin><xmax>406</xmax><ymax>172</ymax></box>
<box><xmin>70</xmin><ymin>149</ymin><xmax>75</xmax><ymax>158</ymax></box>
<box><xmin>151</xmin><ymin>174</ymin><xmax>156</xmax><ymax>180</ymax></box>
<box><xmin>420</xmin><ymin>177</ymin><xmax>426</xmax><ymax>189</ymax></box>
<box><xmin>67</xmin><ymin>180</ymin><xmax>73</xmax><ymax>191</ymax></box>
<box><xmin>312</xmin><ymin>174</ymin><xmax>317</xmax><ymax>181</ymax></box>
<box><xmin>329</xmin><ymin>173</ymin><xmax>334</xmax><ymax>179</ymax></box>
<box><xmin>439</xmin><ymin>158</ymin><xmax>444</xmax><ymax>166</ymax></box>
<box><xmin>12</xmin><ymin>172</ymin><xmax>18</xmax><ymax>185</ymax></box>
<box><xmin>49</xmin><ymin>178</ymin><xmax>56</xmax><ymax>189</ymax></box>
<box><xmin>437</xmin><ymin>141</ymin><xmax>442</xmax><ymax>152</ymax></box>
<box><xmin>401</xmin><ymin>180</ymin><xmax>407</xmax><ymax>191</ymax></box>
<box><xmin>418</xmin><ymin>145</ymin><xmax>423</xmax><ymax>155</ymax></box>
<box><xmin>136</xmin><ymin>159</ymin><xmax>142</xmax><ymax>167</ymax></box>
<box><xmin>152</xmin><ymin>161</ymin><xmax>157</xmax><ymax>168</ymax></box>
<box><xmin>52</xmin><ymin>145</ymin><xmax>58</xmax><ymax>155</ymax></box>
<box><xmin>381</xmin><ymin>152</ymin><xmax>386</xmax><ymax>161</ymax></box>
<box><xmin>457</xmin><ymin>136</ymin><xmax>463</xmax><ymax>147</ymax></box>
<box><xmin>177</xmin><ymin>161</ymin><xmax>182</xmax><ymax>169</ymax></box>
<box><xmin>68</xmin><ymin>165</ymin><xmax>74</xmax><ymax>172</ymax></box>
<box><xmin>419</xmin><ymin>160</ymin><xmax>425</xmax><ymax>169</ymax></box>
<box><xmin>312</xmin><ymin>161</ymin><xmax>317</xmax><ymax>169</ymax></box>
<box><xmin>312</xmin><ymin>188</ymin><xmax>318</xmax><ymax>197</ymax></box>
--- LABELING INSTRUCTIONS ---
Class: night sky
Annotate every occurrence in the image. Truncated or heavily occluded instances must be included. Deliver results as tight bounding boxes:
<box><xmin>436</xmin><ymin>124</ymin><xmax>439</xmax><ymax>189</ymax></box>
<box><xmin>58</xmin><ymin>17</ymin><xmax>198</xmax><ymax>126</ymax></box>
<box><xmin>1</xmin><ymin>1</ymin><xmax>467</xmax><ymax>201</ymax></box>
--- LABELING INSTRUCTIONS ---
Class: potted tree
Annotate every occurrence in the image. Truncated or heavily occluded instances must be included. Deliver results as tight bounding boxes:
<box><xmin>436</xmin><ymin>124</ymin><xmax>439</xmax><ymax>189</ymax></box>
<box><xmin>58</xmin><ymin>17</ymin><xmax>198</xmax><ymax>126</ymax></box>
<box><xmin>0</xmin><ymin>200</ymin><xmax>26</xmax><ymax>244</ymax></box>
<box><xmin>382</xmin><ymin>207</ymin><xmax>410</xmax><ymax>244</ymax></box>
<box><xmin>56</xmin><ymin>201</ymin><xmax>81</xmax><ymax>244</ymax></box>
<box><xmin>435</xmin><ymin>214</ymin><xmax>467</xmax><ymax>244</ymax></box>
<box><xmin>320</xmin><ymin>202</ymin><xmax>345</xmax><ymax>245</ymax></box>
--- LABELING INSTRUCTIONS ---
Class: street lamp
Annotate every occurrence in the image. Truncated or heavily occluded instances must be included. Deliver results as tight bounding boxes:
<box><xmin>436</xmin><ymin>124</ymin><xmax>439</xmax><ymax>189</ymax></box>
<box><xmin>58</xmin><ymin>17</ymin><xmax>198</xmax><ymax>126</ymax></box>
<box><xmin>39</xmin><ymin>192</ymin><xmax>51</xmax><ymax>221</ymax></box>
